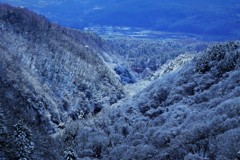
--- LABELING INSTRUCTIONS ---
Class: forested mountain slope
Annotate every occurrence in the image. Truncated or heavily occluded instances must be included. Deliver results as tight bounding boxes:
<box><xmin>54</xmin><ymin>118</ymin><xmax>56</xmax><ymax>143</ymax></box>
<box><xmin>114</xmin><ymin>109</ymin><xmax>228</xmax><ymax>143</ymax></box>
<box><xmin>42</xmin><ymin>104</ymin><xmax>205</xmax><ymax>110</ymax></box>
<box><xmin>102</xmin><ymin>37</ymin><xmax>208</xmax><ymax>80</ymax></box>
<box><xmin>0</xmin><ymin>4</ymin><xmax>240</xmax><ymax>160</ymax></box>
<box><xmin>0</xmin><ymin>4</ymin><xmax>123</xmax><ymax>159</ymax></box>
<box><xmin>58</xmin><ymin>42</ymin><xmax>240</xmax><ymax>160</ymax></box>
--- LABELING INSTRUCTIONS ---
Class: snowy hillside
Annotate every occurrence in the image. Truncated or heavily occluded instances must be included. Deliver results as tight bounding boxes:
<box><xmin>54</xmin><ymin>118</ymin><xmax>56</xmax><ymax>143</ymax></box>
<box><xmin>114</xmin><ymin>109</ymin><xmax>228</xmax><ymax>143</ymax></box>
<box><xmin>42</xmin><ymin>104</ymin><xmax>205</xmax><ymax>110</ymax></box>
<box><xmin>57</xmin><ymin>41</ymin><xmax>240</xmax><ymax>160</ymax></box>
<box><xmin>0</xmin><ymin>4</ymin><xmax>240</xmax><ymax>160</ymax></box>
<box><xmin>102</xmin><ymin>37</ymin><xmax>208</xmax><ymax>79</ymax></box>
<box><xmin>0</xmin><ymin>4</ymin><xmax>123</xmax><ymax>159</ymax></box>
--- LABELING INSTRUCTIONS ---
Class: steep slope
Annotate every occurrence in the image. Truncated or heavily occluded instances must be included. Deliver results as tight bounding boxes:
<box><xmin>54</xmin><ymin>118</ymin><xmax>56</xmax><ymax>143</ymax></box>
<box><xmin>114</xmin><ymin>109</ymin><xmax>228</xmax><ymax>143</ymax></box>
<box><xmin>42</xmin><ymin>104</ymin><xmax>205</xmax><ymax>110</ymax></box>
<box><xmin>124</xmin><ymin>53</ymin><xmax>194</xmax><ymax>96</ymax></box>
<box><xmin>102</xmin><ymin>37</ymin><xmax>208</xmax><ymax>80</ymax></box>
<box><xmin>0</xmin><ymin>4</ymin><xmax>123</xmax><ymax>159</ymax></box>
<box><xmin>58</xmin><ymin>41</ymin><xmax>240</xmax><ymax>159</ymax></box>
<box><xmin>100</xmin><ymin>36</ymin><xmax>208</xmax><ymax>97</ymax></box>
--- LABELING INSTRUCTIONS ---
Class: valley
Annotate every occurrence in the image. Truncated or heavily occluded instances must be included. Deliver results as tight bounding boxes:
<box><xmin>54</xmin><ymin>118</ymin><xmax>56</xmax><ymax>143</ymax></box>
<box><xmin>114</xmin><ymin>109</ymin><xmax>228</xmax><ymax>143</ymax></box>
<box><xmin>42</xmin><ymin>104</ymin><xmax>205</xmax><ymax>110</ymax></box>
<box><xmin>0</xmin><ymin>4</ymin><xmax>240</xmax><ymax>160</ymax></box>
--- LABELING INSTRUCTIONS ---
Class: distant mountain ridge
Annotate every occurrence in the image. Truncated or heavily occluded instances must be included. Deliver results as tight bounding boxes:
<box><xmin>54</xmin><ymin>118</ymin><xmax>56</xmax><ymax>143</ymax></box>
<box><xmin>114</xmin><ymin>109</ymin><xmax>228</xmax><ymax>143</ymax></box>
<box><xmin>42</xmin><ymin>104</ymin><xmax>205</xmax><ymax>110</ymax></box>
<box><xmin>1</xmin><ymin>0</ymin><xmax>240</xmax><ymax>40</ymax></box>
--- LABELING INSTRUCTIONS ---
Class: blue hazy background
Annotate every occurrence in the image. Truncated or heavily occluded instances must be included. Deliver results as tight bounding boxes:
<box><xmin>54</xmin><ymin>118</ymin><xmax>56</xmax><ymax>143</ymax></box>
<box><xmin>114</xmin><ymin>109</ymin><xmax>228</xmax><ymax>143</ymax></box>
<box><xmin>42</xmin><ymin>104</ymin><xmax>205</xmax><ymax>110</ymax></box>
<box><xmin>1</xmin><ymin>0</ymin><xmax>240</xmax><ymax>40</ymax></box>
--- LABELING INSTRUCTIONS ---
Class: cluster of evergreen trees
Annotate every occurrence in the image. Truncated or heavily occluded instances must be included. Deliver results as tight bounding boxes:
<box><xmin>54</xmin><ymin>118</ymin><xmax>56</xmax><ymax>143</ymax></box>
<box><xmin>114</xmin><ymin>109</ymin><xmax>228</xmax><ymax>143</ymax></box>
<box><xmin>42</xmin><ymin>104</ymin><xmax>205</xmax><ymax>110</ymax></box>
<box><xmin>0</xmin><ymin>106</ymin><xmax>34</xmax><ymax>159</ymax></box>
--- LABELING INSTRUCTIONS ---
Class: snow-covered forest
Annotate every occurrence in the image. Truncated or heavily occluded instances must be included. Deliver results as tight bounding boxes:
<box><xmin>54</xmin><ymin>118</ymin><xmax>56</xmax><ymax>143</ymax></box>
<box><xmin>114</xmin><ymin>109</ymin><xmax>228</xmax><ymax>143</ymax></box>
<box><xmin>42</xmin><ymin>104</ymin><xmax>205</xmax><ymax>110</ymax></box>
<box><xmin>0</xmin><ymin>3</ymin><xmax>240</xmax><ymax>160</ymax></box>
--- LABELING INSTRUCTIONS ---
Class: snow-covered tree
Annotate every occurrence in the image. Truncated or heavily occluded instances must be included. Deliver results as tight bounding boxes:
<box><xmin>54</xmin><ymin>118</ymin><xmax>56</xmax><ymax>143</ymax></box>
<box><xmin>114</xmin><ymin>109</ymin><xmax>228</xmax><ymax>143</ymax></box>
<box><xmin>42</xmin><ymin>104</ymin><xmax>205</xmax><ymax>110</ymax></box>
<box><xmin>64</xmin><ymin>148</ymin><xmax>77</xmax><ymax>160</ymax></box>
<box><xmin>13</xmin><ymin>120</ymin><xmax>34</xmax><ymax>160</ymax></box>
<box><xmin>0</xmin><ymin>107</ymin><xmax>7</xmax><ymax>146</ymax></box>
<box><xmin>0</xmin><ymin>106</ymin><xmax>8</xmax><ymax>159</ymax></box>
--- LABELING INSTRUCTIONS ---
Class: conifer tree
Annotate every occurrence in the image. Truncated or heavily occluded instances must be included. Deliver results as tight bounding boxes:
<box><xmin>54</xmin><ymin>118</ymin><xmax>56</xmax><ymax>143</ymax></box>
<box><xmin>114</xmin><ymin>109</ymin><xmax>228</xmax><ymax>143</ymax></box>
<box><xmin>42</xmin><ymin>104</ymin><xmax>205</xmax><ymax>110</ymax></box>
<box><xmin>0</xmin><ymin>106</ymin><xmax>8</xmax><ymax>159</ymax></box>
<box><xmin>64</xmin><ymin>148</ymin><xmax>77</xmax><ymax>160</ymax></box>
<box><xmin>13</xmin><ymin>120</ymin><xmax>34</xmax><ymax>160</ymax></box>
